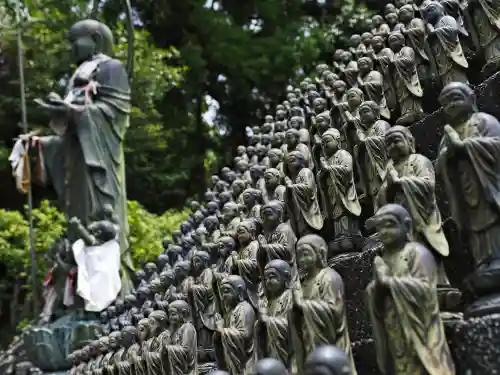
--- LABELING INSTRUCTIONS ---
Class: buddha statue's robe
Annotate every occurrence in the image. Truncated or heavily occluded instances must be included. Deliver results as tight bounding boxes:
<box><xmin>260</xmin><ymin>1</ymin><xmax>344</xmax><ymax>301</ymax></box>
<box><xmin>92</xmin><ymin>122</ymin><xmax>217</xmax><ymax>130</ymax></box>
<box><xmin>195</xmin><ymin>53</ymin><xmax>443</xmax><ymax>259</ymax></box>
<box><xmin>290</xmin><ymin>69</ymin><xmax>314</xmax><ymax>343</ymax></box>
<box><xmin>354</xmin><ymin>120</ymin><xmax>390</xmax><ymax>209</ymax></box>
<box><xmin>255</xmin><ymin>289</ymin><xmax>294</xmax><ymax>367</ymax></box>
<box><xmin>106</xmin><ymin>347</ymin><xmax>125</xmax><ymax>375</ymax></box>
<box><xmin>469</xmin><ymin>0</ymin><xmax>500</xmax><ymax>66</ymax></box>
<box><xmin>394</xmin><ymin>15</ymin><xmax>429</xmax><ymax>79</ymax></box>
<box><xmin>367</xmin><ymin>242</ymin><xmax>456</xmax><ymax>375</ymax></box>
<box><xmin>342</xmin><ymin>61</ymin><xmax>359</xmax><ymax>88</ymax></box>
<box><xmin>95</xmin><ymin>351</ymin><xmax>114</xmax><ymax>375</ymax></box>
<box><xmin>161</xmin><ymin>323</ymin><xmax>197</xmax><ymax>375</ymax></box>
<box><xmin>374</xmin><ymin>47</ymin><xmax>398</xmax><ymax>112</ymax></box>
<box><xmin>285</xmin><ymin>167</ymin><xmax>324</xmax><ymax>237</ymax></box>
<box><xmin>436</xmin><ymin>112</ymin><xmax>500</xmax><ymax>266</ymax></box>
<box><xmin>291</xmin><ymin>268</ymin><xmax>357</xmax><ymax>375</ymax></box>
<box><xmin>226</xmin><ymin>241</ymin><xmax>260</xmax><ymax>307</ymax></box>
<box><xmin>358</xmin><ymin>70</ymin><xmax>391</xmax><ymax>120</ymax></box>
<box><xmin>131</xmin><ymin>343</ymin><xmax>147</xmax><ymax>375</ymax></box>
<box><xmin>391</xmin><ymin>46</ymin><xmax>424</xmax><ymax>121</ymax></box>
<box><xmin>318</xmin><ymin>149</ymin><xmax>361</xmax><ymax>238</ymax></box>
<box><xmin>215</xmin><ymin>301</ymin><xmax>256</xmax><ymax>375</ymax></box>
<box><xmin>427</xmin><ymin>15</ymin><xmax>468</xmax><ymax>85</ymax></box>
<box><xmin>259</xmin><ymin>223</ymin><xmax>298</xmax><ymax>280</ymax></box>
<box><xmin>38</xmin><ymin>55</ymin><xmax>134</xmax><ymax>294</ymax></box>
<box><xmin>143</xmin><ymin>331</ymin><xmax>170</xmax><ymax>375</ymax></box>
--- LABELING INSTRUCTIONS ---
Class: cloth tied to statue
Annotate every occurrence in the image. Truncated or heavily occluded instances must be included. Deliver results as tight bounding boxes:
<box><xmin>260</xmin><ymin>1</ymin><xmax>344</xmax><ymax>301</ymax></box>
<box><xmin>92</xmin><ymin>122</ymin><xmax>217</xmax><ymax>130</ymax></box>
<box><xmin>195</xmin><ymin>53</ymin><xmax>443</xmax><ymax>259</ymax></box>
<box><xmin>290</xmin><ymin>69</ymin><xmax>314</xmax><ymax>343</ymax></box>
<box><xmin>41</xmin><ymin>266</ymin><xmax>77</xmax><ymax>319</ymax></box>
<box><xmin>72</xmin><ymin>238</ymin><xmax>121</xmax><ymax>311</ymax></box>
<box><xmin>8</xmin><ymin>139</ymin><xmax>47</xmax><ymax>194</ymax></box>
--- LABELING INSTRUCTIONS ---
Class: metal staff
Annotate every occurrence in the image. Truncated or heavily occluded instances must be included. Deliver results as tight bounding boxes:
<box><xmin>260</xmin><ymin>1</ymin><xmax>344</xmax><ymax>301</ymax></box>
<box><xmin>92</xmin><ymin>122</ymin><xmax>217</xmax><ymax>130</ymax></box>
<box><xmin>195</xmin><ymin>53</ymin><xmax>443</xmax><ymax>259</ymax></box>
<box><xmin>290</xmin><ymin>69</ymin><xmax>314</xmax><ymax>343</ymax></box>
<box><xmin>14</xmin><ymin>0</ymin><xmax>38</xmax><ymax>317</ymax></box>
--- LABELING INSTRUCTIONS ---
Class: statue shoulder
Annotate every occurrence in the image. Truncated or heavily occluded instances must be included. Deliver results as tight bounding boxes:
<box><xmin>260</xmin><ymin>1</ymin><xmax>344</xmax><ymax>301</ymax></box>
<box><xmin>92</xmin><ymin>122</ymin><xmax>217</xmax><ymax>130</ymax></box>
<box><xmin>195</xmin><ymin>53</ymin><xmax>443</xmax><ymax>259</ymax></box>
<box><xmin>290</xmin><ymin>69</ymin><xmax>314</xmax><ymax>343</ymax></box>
<box><xmin>474</xmin><ymin>112</ymin><xmax>500</xmax><ymax>136</ymax></box>
<box><xmin>405</xmin><ymin>241</ymin><xmax>438</xmax><ymax>270</ymax></box>
<box><xmin>409</xmin><ymin>153</ymin><xmax>433</xmax><ymax>167</ymax></box>
<box><xmin>319</xmin><ymin>266</ymin><xmax>344</xmax><ymax>286</ymax></box>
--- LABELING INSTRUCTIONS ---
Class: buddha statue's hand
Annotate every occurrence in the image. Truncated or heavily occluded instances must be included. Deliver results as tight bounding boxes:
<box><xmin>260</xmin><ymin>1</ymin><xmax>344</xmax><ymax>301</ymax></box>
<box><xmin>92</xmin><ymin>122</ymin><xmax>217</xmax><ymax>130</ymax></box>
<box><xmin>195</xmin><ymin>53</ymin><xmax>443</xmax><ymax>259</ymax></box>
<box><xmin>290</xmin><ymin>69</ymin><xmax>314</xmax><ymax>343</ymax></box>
<box><xmin>374</xmin><ymin>256</ymin><xmax>390</xmax><ymax>285</ymax></box>
<box><xmin>444</xmin><ymin>124</ymin><xmax>463</xmax><ymax>150</ymax></box>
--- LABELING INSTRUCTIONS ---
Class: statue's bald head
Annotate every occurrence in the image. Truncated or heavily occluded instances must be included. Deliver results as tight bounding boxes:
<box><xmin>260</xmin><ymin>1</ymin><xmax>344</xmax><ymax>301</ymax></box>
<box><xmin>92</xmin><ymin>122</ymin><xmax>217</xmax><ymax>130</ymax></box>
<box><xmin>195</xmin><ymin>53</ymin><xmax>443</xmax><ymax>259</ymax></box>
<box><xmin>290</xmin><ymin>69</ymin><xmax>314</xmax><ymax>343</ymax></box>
<box><xmin>68</xmin><ymin>19</ymin><xmax>114</xmax><ymax>55</ymax></box>
<box><xmin>305</xmin><ymin>345</ymin><xmax>352</xmax><ymax>375</ymax></box>
<box><xmin>253</xmin><ymin>358</ymin><xmax>288</xmax><ymax>375</ymax></box>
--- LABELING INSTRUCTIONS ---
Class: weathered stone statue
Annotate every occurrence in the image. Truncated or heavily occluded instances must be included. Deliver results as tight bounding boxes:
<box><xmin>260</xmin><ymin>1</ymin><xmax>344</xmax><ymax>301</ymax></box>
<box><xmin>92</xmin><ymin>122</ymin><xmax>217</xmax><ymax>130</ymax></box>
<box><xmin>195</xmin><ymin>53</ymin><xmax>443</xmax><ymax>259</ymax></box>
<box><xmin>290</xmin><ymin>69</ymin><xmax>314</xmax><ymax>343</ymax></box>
<box><xmin>357</xmin><ymin>57</ymin><xmax>391</xmax><ymax>120</ymax></box>
<box><xmin>255</xmin><ymin>260</ymin><xmax>294</xmax><ymax>369</ymax></box>
<box><xmin>369</xmin><ymin>35</ymin><xmax>398</xmax><ymax>112</ymax></box>
<box><xmin>305</xmin><ymin>345</ymin><xmax>353</xmax><ymax>375</ymax></box>
<box><xmin>187</xmin><ymin>250</ymin><xmax>218</xmax><ymax>361</ymax></box>
<box><xmin>354</xmin><ymin>101</ymin><xmax>390</xmax><ymax>212</ymax></box>
<box><xmin>291</xmin><ymin>234</ymin><xmax>357</xmax><ymax>375</ymax></box>
<box><xmin>258</xmin><ymin>200</ymin><xmax>297</xmax><ymax>279</ymax></box>
<box><xmin>372</xmin><ymin>14</ymin><xmax>391</xmax><ymax>38</ymax></box>
<box><xmin>101</xmin><ymin>331</ymin><xmax>120</xmax><ymax>375</ymax></box>
<box><xmin>92</xmin><ymin>336</ymin><xmax>110</xmax><ymax>375</ymax></box>
<box><xmin>160</xmin><ymin>301</ymin><xmax>197</xmax><ymax>375</ymax></box>
<box><xmin>226</xmin><ymin>219</ymin><xmax>260</xmax><ymax>308</ymax></box>
<box><xmin>27</xmin><ymin>19</ymin><xmax>134</xmax><ymax>292</ymax></box>
<box><xmin>115</xmin><ymin>326</ymin><xmax>137</xmax><ymax>375</ymax></box>
<box><xmin>214</xmin><ymin>275</ymin><xmax>256</xmax><ymax>375</ymax></box>
<box><xmin>366</xmin><ymin>204</ymin><xmax>456</xmax><ymax>375</ymax></box>
<box><xmin>220</xmin><ymin>202</ymin><xmax>241</xmax><ymax>236</ymax></box>
<box><xmin>437</xmin><ymin>82</ymin><xmax>500</xmax><ymax>317</ymax></box>
<box><xmin>387</xmin><ymin>32</ymin><xmax>424</xmax><ymax>126</ymax></box>
<box><xmin>241</xmin><ymin>188</ymin><xmax>263</xmax><ymax>219</ymax></box>
<box><xmin>284</xmin><ymin>150</ymin><xmax>324</xmax><ymax>237</ymax></box>
<box><xmin>340</xmin><ymin>51</ymin><xmax>358</xmax><ymax>88</ymax></box>
<box><xmin>317</xmin><ymin>128</ymin><xmax>362</xmax><ymax>258</ymax></box>
<box><xmin>422</xmin><ymin>1</ymin><xmax>469</xmax><ymax>86</ymax></box>
<box><xmin>142</xmin><ymin>310</ymin><xmax>169</xmax><ymax>375</ymax></box>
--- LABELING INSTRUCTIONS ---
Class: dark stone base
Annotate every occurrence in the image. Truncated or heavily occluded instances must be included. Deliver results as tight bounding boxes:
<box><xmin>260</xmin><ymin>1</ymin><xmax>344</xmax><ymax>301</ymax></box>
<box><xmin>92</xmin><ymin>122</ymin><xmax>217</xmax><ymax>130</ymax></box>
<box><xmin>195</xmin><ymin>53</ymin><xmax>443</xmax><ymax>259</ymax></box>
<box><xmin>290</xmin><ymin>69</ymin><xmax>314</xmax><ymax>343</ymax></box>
<box><xmin>447</xmin><ymin>314</ymin><xmax>500</xmax><ymax>374</ymax></box>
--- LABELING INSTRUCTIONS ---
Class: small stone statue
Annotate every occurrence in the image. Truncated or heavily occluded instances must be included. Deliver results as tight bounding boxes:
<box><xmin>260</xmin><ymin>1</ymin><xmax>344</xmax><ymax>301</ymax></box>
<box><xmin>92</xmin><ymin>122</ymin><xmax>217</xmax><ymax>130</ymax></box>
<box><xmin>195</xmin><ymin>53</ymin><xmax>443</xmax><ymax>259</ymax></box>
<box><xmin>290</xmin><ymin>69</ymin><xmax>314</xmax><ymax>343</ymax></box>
<box><xmin>291</xmin><ymin>234</ymin><xmax>357</xmax><ymax>375</ymax></box>
<box><xmin>369</xmin><ymin>36</ymin><xmax>398</xmax><ymax>112</ymax></box>
<box><xmin>387</xmin><ymin>32</ymin><xmax>424</xmax><ymax>126</ymax></box>
<box><xmin>220</xmin><ymin>202</ymin><xmax>241</xmax><ymax>236</ymax></box>
<box><xmin>144</xmin><ymin>263</ymin><xmax>158</xmax><ymax>283</ymax></box>
<box><xmin>354</xmin><ymin>101</ymin><xmax>390</xmax><ymax>212</ymax></box>
<box><xmin>365</xmin><ymin>204</ymin><xmax>456</xmax><ymax>375</ymax></box>
<box><xmin>102</xmin><ymin>331</ymin><xmax>121</xmax><ymax>375</ymax></box>
<box><xmin>340</xmin><ymin>51</ymin><xmax>358</xmax><ymax>89</ymax></box>
<box><xmin>161</xmin><ymin>300</ymin><xmax>197</xmax><ymax>375</ymax></box>
<box><xmin>129</xmin><ymin>318</ymin><xmax>149</xmax><ymax>375</ymax></box>
<box><xmin>305</xmin><ymin>345</ymin><xmax>353</xmax><ymax>375</ymax></box>
<box><xmin>107</xmin><ymin>306</ymin><xmax>120</xmax><ymax>332</ymax></box>
<box><xmin>215</xmin><ymin>236</ymin><xmax>236</xmax><ymax>273</ymax></box>
<box><xmin>142</xmin><ymin>310</ymin><xmax>169</xmax><ymax>375</ymax></box>
<box><xmin>258</xmin><ymin>200</ymin><xmax>297</xmax><ymax>279</ymax></box>
<box><xmin>317</xmin><ymin>128</ymin><xmax>362</xmax><ymax>258</ymax></box>
<box><xmin>214</xmin><ymin>275</ymin><xmax>256</xmax><ymax>375</ymax></box>
<box><xmin>114</xmin><ymin>326</ymin><xmax>138</xmax><ymax>375</ymax></box>
<box><xmin>357</xmin><ymin>57</ymin><xmax>391</xmax><ymax>120</ymax></box>
<box><xmin>436</xmin><ymin>82</ymin><xmax>500</xmax><ymax>316</ymax></box>
<box><xmin>284</xmin><ymin>150</ymin><xmax>324</xmax><ymax>237</ymax></box>
<box><xmin>227</xmin><ymin>219</ymin><xmax>260</xmax><ymax>308</ymax></box>
<box><xmin>255</xmin><ymin>260</ymin><xmax>294</xmax><ymax>368</ymax></box>
<box><xmin>422</xmin><ymin>1</ymin><xmax>469</xmax><ymax>86</ymax></box>
<box><xmin>372</xmin><ymin>15</ymin><xmax>391</xmax><ymax>38</ymax></box>
<box><xmin>252</xmin><ymin>358</ymin><xmax>288</xmax><ymax>375</ymax></box>
<box><xmin>241</xmin><ymin>188</ymin><xmax>263</xmax><ymax>219</ymax></box>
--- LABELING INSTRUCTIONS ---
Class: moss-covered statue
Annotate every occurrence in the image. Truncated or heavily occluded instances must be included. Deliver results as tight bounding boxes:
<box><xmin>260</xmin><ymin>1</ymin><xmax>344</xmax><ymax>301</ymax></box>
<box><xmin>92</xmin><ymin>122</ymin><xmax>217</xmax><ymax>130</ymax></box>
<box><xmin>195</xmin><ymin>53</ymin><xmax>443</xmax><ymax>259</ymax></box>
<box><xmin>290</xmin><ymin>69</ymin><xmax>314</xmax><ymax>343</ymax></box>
<box><xmin>366</xmin><ymin>204</ymin><xmax>455</xmax><ymax>375</ymax></box>
<box><xmin>18</xmin><ymin>18</ymin><xmax>134</xmax><ymax>294</ymax></box>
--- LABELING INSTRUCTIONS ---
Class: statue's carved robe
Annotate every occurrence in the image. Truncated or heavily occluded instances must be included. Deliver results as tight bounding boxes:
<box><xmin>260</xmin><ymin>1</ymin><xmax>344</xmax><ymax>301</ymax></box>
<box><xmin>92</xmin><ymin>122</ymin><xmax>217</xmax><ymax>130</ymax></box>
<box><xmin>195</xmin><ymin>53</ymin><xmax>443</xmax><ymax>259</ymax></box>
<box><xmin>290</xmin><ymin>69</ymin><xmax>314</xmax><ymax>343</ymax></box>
<box><xmin>106</xmin><ymin>347</ymin><xmax>125</xmax><ymax>375</ymax></box>
<box><xmin>39</xmin><ymin>55</ymin><xmax>134</xmax><ymax>293</ymax></box>
<box><xmin>226</xmin><ymin>241</ymin><xmax>260</xmax><ymax>307</ymax></box>
<box><xmin>285</xmin><ymin>167</ymin><xmax>324</xmax><ymax>237</ymax></box>
<box><xmin>215</xmin><ymin>301</ymin><xmax>256</xmax><ymax>375</ymax></box>
<box><xmin>318</xmin><ymin>149</ymin><xmax>361</xmax><ymax>237</ymax></box>
<box><xmin>161</xmin><ymin>322</ymin><xmax>198</xmax><ymax>375</ymax></box>
<box><xmin>259</xmin><ymin>223</ymin><xmax>298</xmax><ymax>280</ymax></box>
<box><xmin>367</xmin><ymin>243</ymin><xmax>456</xmax><ymax>375</ymax></box>
<box><xmin>342</xmin><ymin>61</ymin><xmax>359</xmax><ymax>88</ymax></box>
<box><xmin>143</xmin><ymin>332</ymin><xmax>169</xmax><ymax>375</ymax></box>
<box><xmin>469</xmin><ymin>0</ymin><xmax>500</xmax><ymax>65</ymax></box>
<box><xmin>263</xmin><ymin>185</ymin><xmax>286</xmax><ymax>204</ymax></box>
<box><xmin>395</xmin><ymin>17</ymin><xmax>430</xmax><ymax>78</ymax></box>
<box><xmin>436</xmin><ymin>112</ymin><xmax>500</xmax><ymax>266</ymax></box>
<box><xmin>354</xmin><ymin>120</ymin><xmax>390</xmax><ymax>208</ymax></box>
<box><xmin>391</xmin><ymin>46</ymin><xmax>424</xmax><ymax>120</ymax></box>
<box><xmin>358</xmin><ymin>70</ymin><xmax>391</xmax><ymax>120</ymax></box>
<box><xmin>118</xmin><ymin>344</ymin><xmax>138</xmax><ymax>375</ymax></box>
<box><xmin>374</xmin><ymin>48</ymin><xmax>398</xmax><ymax>112</ymax></box>
<box><xmin>427</xmin><ymin>15</ymin><xmax>469</xmax><ymax>85</ymax></box>
<box><xmin>373</xmin><ymin>23</ymin><xmax>391</xmax><ymax>38</ymax></box>
<box><xmin>291</xmin><ymin>268</ymin><xmax>357</xmax><ymax>375</ymax></box>
<box><xmin>255</xmin><ymin>289</ymin><xmax>294</xmax><ymax>367</ymax></box>
<box><xmin>92</xmin><ymin>354</ymin><xmax>107</xmax><ymax>375</ymax></box>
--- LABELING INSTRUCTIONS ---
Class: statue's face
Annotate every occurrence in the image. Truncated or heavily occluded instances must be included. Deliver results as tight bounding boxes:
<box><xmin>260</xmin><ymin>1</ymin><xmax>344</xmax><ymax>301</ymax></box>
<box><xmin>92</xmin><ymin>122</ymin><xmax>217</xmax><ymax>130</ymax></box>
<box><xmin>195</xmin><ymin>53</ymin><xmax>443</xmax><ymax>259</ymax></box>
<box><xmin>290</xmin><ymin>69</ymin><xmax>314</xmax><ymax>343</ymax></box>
<box><xmin>237</xmin><ymin>146</ymin><xmax>245</xmax><ymax>155</ymax></box>
<box><xmin>285</xmin><ymin>132</ymin><xmax>297</xmax><ymax>146</ymax></box>
<box><xmin>191</xmin><ymin>255</ymin><xmax>204</xmax><ymax>272</ymax></box>
<box><xmin>70</xmin><ymin>34</ymin><xmax>96</xmax><ymax>65</ymax></box>
<box><xmin>341</xmin><ymin>52</ymin><xmax>352</xmax><ymax>63</ymax></box>
<box><xmin>313</xmin><ymin>98</ymin><xmax>326</xmax><ymax>112</ymax></box>
<box><xmin>388</xmin><ymin>37</ymin><xmax>404</xmax><ymax>51</ymax></box>
<box><xmin>287</xmin><ymin>152</ymin><xmax>302</xmax><ymax>169</ymax></box>
<box><xmin>247</xmin><ymin>146</ymin><xmax>255</xmax><ymax>156</ymax></box>
<box><xmin>424</xmin><ymin>5</ymin><xmax>442</xmax><ymax>24</ymax></box>
<box><xmin>273</xmin><ymin>133</ymin><xmax>284</xmax><ymax>146</ymax></box>
<box><xmin>350</xmin><ymin>35</ymin><xmax>361</xmax><ymax>47</ymax></box>
<box><xmin>174</xmin><ymin>264</ymin><xmax>188</xmax><ymax>280</ymax></box>
<box><xmin>372</xmin><ymin>38</ymin><xmax>383</xmax><ymax>51</ymax></box>
<box><xmin>322</xmin><ymin>135</ymin><xmax>339</xmax><ymax>153</ymax></box>
<box><xmin>373</xmin><ymin>214</ymin><xmax>407</xmax><ymax>246</ymax></box>
<box><xmin>261</xmin><ymin>135</ymin><xmax>270</xmax><ymax>145</ymax></box>
<box><xmin>219</xmin><ymin>239</ymin><xmax>233</xmax><ymax>257</ymax></box>
<box><xmin>242</xmin><ymin>191</ymin><xmax>253</xmax><ymax>206</ymax></box>
<box><xmin>268</xmin><ymin>152</ymin><xmax>280</xmax><ymax>166</ymax></box>
<box><xmin>168</xmin><ymin>307</ymin><xmax>182</xmax><ymax>325</ymax></box>
<box><xmin>347</xmin><ymin>91</ymin><xmax>362</xmax><ymax>108</ymax></box>
<box><xmin>261</xmin><ymin>206</ymin><xmax>280</xmax><ymax>226</ymax></box>
<box><xmin>220</xmin><ymin>283</ymin><xmax>238</xmax><ymax>305</ymax></box>
<box><xmin>373</xmin><ymin>15</ymin><xmax>383</xmax><ymax>26</ymax></box>
<box><xmin>100</xmin><ymin>311</ymin><xmax>108</xmax><ymax>321</ymax></box>
<box><xmin>236</xmin><ymin>224</ymin><xmax>252</xmax><ymax>244</ymax></box>
<box><xmin>386</xmin><ymin>13</ymin><xmax>398</xmax><ymax>25</ymax></box>
<box><xmin>440</xmin><ymin>89</ymin><xmax>473</xmax><ymax>119</ymax></box>
<box><xmin>211</xmin><ymin>176</ymin><xmax>219</xmax><ymax>186</ymax></box>
<box><xmin>109</xmin><ymin>335</ymin><xmax>118</xmax><ymax>349</ymax></box>
<box><xmin>399</xmin><ymin>8</ymin><xmax>412</xmax><ymax>22</ymax></box>
<box><xmin>387</xmin><ymin>132</ymin><xmax>411</xmax><ymax>161</ymax></box>
<box><xmin>358</xmin><ymin>59</ymin><xmax>370</xmax><ymax>73</ymax></box>
<box><xmin>148</xmin><ymin>317</ymin><xmax>160</xmax><ymax>334</ymax></box>
<box><xmin>264</xmin><ymin>268</ymin><xmax>285</xmax><ymax>294</ymax></box>
<box><xmin>361</xmin><ymin>33</ymin><xmax>373</xmax><ymax>45</ymax></box>
<box><xmin>160</xmin><ymin>271</ymin><xmax>174</xmax><ymax>286</ymax></box>
<box><xmin>223</xmin><ymin>205</ymin><xmax>237</xmax><ymax>221</ymax></box>
<box><xmin>333</xmin><ymin>81</ymin><xmax>346</xmax><ymax>95</ymax></box>
<box><xmin>252</xmin><ymin>126</ymin><xmax>261</xmax><ymax>135</ymax></box>
<box><xmin>316</xmin><ymin>116</ymin><xmax>329</xmax><ymax>132</ymax></box>
<box><xmin>296</xmin><ymin>243</ymin><xmax>317</xmax><ymax>272</ymax></box>
<box><xmin>115</xmin><ymin>300</ymin><xmax>124</xmax><ymax>311</ymax></box>
<box><xmin>359</xmin><ymin>105</ymin><xmax>375</xmax><ymax>125</ymax></box>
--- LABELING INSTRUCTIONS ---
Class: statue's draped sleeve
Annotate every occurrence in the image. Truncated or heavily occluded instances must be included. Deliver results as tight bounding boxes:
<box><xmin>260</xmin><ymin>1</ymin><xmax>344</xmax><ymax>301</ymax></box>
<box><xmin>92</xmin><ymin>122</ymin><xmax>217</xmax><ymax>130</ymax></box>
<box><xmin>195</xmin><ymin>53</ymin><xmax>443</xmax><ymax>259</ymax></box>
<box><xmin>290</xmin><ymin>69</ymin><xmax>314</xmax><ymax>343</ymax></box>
<box><xmin>367</xmin><ymin>244</ymin><xmax>455</xmax><ymax>375</ymax></box>
<box><xmin>393</xmin><ymin>46</ymin><xmax>424</xmax><ymax>97</ymax></box>
<box><xmin>404</xmin><ymin>18</ymin><xmax>429</xmax><ymax>61</ymax></box>
<box><xmin>286</xmin><ymin>168</ymin><xmax>324</xmax><ymax>231</ymax></box>
<box><xmin>434</xmin><ymin>16</ymin><xmax>469</xmax><ymax>68</ymax></box>
<box><xmin>188</xmin><ymin>269</ymin><xmax>217</xmax><ymax>330</ymax></box>
<box><xmin>436</xmin><ymin>113</ymin><xmax>500</xmax><ymax>231</ymax></box>
<box><xmin>318</xmin><ymin>149</ymin><xmax>361</xmax><ymax>217</ymax></box>
<box><xmin>216</xmin><ymin>302</ymin><xmax>256</xmax><ymax>375</ymax></box>
<box><xmin>163</xmin><ymin>323</ymin><xmax>198</xmax><ymax>375</ymax></box>
<box><xmin>262</xmin><ymin>224</ymin><xmax>297</xmax><ymax>264</ymax></box>
<box><xmin>291</xmin><ymin>268</ymin><xmax>356</xmax><ymax>375</ymax></box>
